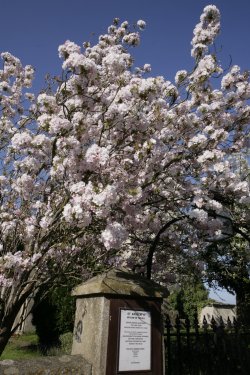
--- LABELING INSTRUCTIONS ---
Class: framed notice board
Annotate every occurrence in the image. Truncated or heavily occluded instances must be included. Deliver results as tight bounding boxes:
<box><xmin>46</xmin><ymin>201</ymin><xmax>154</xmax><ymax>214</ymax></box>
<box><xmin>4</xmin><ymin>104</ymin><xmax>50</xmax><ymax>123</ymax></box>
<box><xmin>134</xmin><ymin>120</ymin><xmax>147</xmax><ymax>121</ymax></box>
<box><xmin>106</xmin><ymin>298</ymin><xmax>163</xmax><ymax>375</ymax></box>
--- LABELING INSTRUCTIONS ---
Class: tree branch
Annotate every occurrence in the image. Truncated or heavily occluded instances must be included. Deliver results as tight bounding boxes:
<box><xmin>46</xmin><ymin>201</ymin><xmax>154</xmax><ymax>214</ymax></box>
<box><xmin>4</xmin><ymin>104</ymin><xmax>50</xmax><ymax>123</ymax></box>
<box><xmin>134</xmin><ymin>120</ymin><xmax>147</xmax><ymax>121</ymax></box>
<box><xmin>146</xmin><ymin>216</ymin><xmax>184</xmax><ymax>280</ymax></box>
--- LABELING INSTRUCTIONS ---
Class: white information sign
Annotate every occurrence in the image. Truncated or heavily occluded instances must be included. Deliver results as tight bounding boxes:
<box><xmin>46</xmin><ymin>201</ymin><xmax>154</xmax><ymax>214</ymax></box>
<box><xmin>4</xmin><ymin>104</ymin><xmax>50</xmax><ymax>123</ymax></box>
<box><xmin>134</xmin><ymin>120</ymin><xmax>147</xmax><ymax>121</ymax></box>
<box><xmin>118</xmin><ymin>309</ymin><xmax>151</xmax><ymax>372</ymax></box>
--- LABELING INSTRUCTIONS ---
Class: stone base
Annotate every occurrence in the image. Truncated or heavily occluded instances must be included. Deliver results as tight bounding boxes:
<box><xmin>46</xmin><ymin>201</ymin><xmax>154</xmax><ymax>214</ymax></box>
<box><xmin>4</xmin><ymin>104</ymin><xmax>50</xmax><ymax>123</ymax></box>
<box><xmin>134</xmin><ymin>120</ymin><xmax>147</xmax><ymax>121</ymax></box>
<box><xmin>0</xmin><ymin>355</ymin><xmax>92</xmax><ymax>375</ymax></box>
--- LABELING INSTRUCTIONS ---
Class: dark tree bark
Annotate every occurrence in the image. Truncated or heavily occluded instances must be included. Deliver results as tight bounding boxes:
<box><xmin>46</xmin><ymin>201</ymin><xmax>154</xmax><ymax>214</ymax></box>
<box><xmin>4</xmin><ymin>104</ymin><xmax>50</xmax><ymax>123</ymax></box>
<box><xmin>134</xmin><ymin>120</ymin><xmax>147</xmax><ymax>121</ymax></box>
<box><xmin>0</xmin><ymin>284</ymin><xmax>35</xmax><ymax>356</ymax></box>
<box><xmin>0</xmin><ymin>306</ymin><xmax>20</xmax><ymax>356</ymax></box>
<box><xmin>235</xmin><ymin>284</ymin><xmax>250</xmax><ymax>328</ymax></box>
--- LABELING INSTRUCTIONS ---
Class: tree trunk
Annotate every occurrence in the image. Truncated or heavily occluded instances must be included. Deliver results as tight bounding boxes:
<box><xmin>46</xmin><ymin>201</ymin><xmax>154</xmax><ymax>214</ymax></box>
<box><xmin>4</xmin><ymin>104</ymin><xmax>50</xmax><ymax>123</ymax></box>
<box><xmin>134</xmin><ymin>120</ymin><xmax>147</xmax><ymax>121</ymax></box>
<box><xmin>0</xmin><ymin>310</ymin><xmax>18</xmax><ymax>356</ymax></box>
<box><xmin>0</xmin><ymin>326</ymin><xmax>13</xmax><ymax>356</ymax></box>
<box><xmin>0</xmin><ymin>287</ymin><xmax>34</xmax><ymax>356</ymax></box>
<box><xmin>236</xmin><ymin>285</ymin><xmax>250</xmax><ymax>328</ymax></box>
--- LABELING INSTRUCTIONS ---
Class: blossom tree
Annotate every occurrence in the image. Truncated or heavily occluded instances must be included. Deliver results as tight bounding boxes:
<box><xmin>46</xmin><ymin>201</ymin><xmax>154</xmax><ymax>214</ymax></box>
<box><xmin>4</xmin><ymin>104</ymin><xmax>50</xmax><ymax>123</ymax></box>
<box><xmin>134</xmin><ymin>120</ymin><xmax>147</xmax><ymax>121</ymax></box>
<box><xmin>0</xmin><ymin>5</ymin><xmax>249</xmax><ymax>352</ymax></box>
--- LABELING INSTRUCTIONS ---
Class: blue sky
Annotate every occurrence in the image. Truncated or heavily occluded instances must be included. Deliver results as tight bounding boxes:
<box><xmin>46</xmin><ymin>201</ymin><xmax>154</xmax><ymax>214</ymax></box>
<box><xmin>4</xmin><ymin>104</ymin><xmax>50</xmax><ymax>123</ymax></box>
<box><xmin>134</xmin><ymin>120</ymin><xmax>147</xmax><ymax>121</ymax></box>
<box><xmin>1</xmin><ymin>0</ymin><xmax>248</xmax><ymax>303</ymax></box>
<box><xmin>1</xmin><ymin>0</ymin><xmax>249</xmax><ymax>93</ymax></box>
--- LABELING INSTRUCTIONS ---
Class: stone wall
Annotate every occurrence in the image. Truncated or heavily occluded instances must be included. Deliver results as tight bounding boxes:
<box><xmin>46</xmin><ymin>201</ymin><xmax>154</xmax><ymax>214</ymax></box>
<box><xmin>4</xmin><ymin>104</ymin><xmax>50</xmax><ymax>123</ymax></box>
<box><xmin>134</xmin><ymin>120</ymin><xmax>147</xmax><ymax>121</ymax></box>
<box><xmin>199</xmin><ymin>303</ymin><xmax>236</xmax><ymax>325</ymax></box>
<box><xmin>14</xmin><ymin>296</ymin><xmax>35</xmax><ymax>334</ymax></box>
<box><xmin>0</xmin><ymin>355</ymin><xmax>92</xmax><ymax>375</ymax></box>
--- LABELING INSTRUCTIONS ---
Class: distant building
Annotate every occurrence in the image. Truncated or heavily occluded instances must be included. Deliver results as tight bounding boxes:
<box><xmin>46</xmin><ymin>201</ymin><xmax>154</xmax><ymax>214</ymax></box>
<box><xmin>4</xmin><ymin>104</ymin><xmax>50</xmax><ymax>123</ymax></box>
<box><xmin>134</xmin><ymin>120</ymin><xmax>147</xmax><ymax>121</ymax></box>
<box><xmin>199</xmin><ymin>302</ymin><xmax>236</xmax><ymax>326</ymax></box>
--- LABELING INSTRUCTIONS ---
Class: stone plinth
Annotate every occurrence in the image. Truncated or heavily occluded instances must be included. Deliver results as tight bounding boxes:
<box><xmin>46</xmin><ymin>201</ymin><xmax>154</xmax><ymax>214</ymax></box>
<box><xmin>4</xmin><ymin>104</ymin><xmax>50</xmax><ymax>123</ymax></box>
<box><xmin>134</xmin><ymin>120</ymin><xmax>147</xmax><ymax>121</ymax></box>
<box><xmin>71</xmin><ymin>268</ymin><xmax>168</xmax><ymax>375</ymax></box>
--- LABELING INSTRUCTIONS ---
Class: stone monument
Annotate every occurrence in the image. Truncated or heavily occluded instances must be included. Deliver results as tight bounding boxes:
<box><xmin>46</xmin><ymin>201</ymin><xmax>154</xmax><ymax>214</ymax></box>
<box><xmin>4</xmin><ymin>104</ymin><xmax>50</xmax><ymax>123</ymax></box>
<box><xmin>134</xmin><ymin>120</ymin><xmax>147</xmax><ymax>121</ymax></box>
<box><xmin>71</xmin><ymin>268</ymin><xmax>168</xmax><ymax>375</ymax></box>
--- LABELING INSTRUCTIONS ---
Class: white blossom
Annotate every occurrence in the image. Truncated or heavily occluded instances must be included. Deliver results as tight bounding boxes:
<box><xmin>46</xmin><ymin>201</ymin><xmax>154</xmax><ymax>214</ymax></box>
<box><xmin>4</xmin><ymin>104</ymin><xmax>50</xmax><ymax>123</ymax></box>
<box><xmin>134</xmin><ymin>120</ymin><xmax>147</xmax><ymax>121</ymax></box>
<box><xmin>137</xmin><ymin>20</ymin><xmax>146</xmax><ymax>30</ymax></box>
<box><xmin>85</xmin><ymin>144</ymin><xmax>109</xmax><ymax>169</ymax></box>
<box><xmin>189</xmin><ymin>209</ymin><xmax>208</xmax><ymax>223</ymax></box>
<box><xmin>101</xmin><ymin>222</ymin><xmax>128</xmax><ymax>249</ymax></box>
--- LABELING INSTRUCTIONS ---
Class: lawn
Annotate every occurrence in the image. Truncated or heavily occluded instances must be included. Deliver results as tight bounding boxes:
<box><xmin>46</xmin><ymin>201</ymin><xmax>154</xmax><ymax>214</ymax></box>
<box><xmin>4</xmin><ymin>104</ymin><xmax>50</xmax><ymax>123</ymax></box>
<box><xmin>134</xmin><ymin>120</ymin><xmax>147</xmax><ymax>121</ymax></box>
<box><xmin>0</xmin><ymin>333</ymin><xmax>40</xmax><ymax>360</ymax></box>
<box><xmin>0</xmin><ymin>332</ymin><xmax>73</xmax><ymax>360</ymax></box>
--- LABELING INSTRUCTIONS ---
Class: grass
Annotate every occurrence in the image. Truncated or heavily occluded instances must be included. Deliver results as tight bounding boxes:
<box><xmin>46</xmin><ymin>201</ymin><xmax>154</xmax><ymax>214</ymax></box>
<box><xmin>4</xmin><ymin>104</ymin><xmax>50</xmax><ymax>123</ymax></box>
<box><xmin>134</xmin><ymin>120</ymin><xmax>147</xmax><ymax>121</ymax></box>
<box><xmin>0</xmin><ymin>332</ymin><xmax>73</xmax><ymax>361</ymax></box>
<box><xmin>0</xmin><ymin>333</ymin><xmax>40</xmax><ymax>360</ymax></box>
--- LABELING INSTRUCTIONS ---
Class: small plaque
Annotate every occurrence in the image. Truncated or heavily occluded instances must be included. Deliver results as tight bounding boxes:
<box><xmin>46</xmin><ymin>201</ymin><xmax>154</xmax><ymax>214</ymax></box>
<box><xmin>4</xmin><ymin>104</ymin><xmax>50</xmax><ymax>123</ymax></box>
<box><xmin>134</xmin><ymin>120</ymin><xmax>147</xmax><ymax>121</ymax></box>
<box><xmin>118</xmin><ymin>309</ymin><xmax>151</xmax><ymax>372</ymax></box>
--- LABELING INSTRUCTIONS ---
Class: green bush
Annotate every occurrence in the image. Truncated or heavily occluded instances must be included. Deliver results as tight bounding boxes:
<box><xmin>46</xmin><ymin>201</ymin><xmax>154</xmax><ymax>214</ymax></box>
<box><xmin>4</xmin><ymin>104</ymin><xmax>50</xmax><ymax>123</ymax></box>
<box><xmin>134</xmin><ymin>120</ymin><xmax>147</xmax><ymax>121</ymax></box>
<box><xmin>168</xmin><ymin>280</ymin><xmax>210</xmax><ymax>323</ymax></box>
<box><xmin>50</xmin><ymin>286</ymin><xmax>75</xmax><ymax>334</ymax></box>
<box><xmin>32</xmin><ymin>285</ymin><xmax>75</xmax><ymax>355</ymax></box>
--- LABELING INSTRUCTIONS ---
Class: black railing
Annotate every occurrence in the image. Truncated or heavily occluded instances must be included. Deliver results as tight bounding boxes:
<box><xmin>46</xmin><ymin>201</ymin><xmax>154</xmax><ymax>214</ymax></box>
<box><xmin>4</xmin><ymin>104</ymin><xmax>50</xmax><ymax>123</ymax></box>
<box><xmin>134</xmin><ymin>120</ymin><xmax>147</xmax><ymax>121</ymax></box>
<box><xmin>164</xmin><ymin>314</ymin><xmax>250</xmax><ymax>375</ymax></box>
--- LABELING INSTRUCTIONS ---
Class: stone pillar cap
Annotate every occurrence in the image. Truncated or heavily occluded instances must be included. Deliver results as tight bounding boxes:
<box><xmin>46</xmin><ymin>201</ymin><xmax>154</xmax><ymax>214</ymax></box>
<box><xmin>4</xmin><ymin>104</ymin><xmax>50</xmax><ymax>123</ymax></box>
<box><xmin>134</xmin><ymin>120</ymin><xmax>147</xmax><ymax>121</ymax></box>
<box><xmin>72</xmin><ymin>268</ymin><xmax>169</xmax><ymax>298</ymax></box>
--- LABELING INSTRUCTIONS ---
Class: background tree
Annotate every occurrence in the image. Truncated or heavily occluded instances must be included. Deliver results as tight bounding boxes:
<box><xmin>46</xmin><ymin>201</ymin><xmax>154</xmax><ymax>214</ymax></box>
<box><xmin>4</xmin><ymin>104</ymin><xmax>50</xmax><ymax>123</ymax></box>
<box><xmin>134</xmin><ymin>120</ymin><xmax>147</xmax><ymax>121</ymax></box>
<box><xmin>32</xmin><ymin>290</ymin><xmax>61</xmax><ymax>355</ymax></box>
<box><xmin>168</xmin><ymin>279</ymin><xmax>210</xmax><ymax>324</ymax></box>
<box><xmin>32</xmin><ymin>283</ymin><xmax>76</xmax><ymax>354</ymax></box>
<box><xmin>202</xmin><ymin>237</ymin><xmax>250</xmax><ymax>326</ymax></box>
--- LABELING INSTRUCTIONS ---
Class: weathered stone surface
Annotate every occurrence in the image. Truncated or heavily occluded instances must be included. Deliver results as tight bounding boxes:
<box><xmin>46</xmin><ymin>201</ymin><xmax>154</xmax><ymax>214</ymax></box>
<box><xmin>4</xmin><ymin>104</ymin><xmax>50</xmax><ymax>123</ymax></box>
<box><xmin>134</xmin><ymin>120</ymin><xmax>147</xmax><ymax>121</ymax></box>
<box><xmin>72</xmin><ymin>268</ymin><xmax>169</xmax><ymax>298</ymax></box>
<box><xmin>71</xmin><ymin>297</ymin><xmax>109</xmax><ymax>375</ymax></box>
<box><xmin>0</xmin><ymin>355</ymin><xmax>91</xmax><ymax>375</ymax></box>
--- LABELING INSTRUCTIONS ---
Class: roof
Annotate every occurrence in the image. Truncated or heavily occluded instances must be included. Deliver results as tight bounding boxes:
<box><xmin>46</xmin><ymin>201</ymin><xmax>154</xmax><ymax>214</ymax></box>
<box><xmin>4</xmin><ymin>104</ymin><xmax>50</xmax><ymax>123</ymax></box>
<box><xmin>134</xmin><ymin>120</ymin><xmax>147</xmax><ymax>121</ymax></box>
<box><xmin>206</xmin><ymin>302</ymin><xmax>236</xmax><ymax>309</ymax></box>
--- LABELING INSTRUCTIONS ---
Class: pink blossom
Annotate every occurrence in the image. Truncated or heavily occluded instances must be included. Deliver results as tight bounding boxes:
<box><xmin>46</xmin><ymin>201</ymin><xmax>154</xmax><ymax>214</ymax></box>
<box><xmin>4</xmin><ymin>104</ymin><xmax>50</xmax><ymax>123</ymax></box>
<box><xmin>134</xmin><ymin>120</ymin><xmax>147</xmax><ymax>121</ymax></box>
<box><xmin>101</xmin><ymin>222</ymin><xmax>128</xmax><ymax>250</ymax></box>
<box><xmin>85</xmin><ymin>144</ymin><xmax>109</xmax><ymax>169</ymax></box>
<box><xmin>189</xmin><ymin>209</ymin><xmax>208</xmax><ymax>223</ymax></box>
